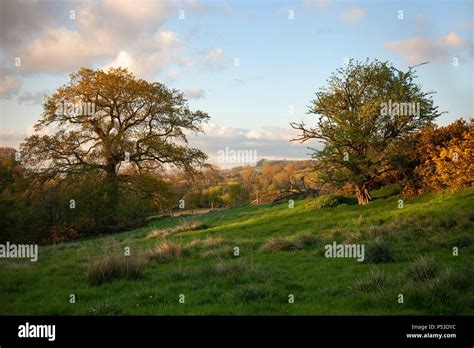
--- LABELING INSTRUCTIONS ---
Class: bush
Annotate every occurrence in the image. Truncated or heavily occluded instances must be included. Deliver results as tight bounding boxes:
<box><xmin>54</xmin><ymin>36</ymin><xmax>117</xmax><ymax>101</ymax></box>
<box><xmin>86</xmin><ymin>253</ymin><xmax>145</xmax><ymax>285</ymax></box>
<box><xmin>50</xmin><ymin>225</ymin><xmax>78</xmax><ymax>244</ymax></box>
<box><xmin>364</xmin><ymin>239</ymin><xmax>395</xmax><ymax>263</ymax></box>
<box><xmin>315</xmin><ymin>195</ymin><xmax>357</xmax><ymax>209</ymax></box>
<box><xmin>406</xmin><ymin>256</ymin><xmax>438</xmax><ymax>282</ymax></box>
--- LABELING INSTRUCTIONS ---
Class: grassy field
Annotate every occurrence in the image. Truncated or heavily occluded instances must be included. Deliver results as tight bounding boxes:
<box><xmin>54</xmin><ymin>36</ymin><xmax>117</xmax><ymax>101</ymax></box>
<box><xmin>1</xmin><ymin>187</ymin><xmax>473</xmax><ymax>315</ymax></box>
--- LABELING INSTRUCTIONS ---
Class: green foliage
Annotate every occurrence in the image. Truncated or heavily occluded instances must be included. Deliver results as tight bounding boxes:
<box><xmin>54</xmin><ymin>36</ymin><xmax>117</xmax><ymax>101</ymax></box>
<box><xmin>314</xmin><ymin>194</ymin><xmax>357</xmax><ymax>208</ymax></box>
<box><xmin>291</xmin><ymin>59</ymin><xmax>440</xmax><ymax>204</ymax></box>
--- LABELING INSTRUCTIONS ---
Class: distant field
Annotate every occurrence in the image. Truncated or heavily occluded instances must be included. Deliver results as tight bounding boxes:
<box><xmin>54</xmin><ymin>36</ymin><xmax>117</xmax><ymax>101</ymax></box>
<box><xmin>1</xmin><ymin>187</ymin><xmax>473</xmax><ymax>315</ymax></box>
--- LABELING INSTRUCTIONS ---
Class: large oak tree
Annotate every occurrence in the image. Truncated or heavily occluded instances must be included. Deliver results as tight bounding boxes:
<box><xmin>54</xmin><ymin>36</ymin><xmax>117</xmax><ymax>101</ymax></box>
<box><xmin>291</xmin><ymin>59</ymin><xmax>440</xmax><ymax>204</ymax></box>
<box><xmin>21</xmin><ymin>67</ymin><xmax>209</xmax><ymax>213</ymax></box>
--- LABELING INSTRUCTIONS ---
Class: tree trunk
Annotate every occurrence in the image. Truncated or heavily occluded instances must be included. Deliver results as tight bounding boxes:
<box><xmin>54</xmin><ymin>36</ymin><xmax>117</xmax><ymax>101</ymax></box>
<box><xmin>355</xmin><ymin>185</ymin><xmax>372</xmax><ymax>205</ymax></box>
<box><xmin>105</xmin><ymin>164</ymin><xmax>119</xmax><ymax>224</ymax></box>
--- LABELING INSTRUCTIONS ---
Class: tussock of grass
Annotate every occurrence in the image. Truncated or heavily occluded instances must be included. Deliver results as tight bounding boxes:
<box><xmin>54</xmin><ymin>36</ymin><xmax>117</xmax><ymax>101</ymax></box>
<box><xmin>353</xmin><ymin>270</ymin><xmax>387</xmax><ymax>292</ymax></box>
<box><xmin>145</xmin><ymin>240</ymin><xmax>184</xmax><ymax>261</ymax></box>
<box><xmin>261</xmin><ymin>237</ymin><xmax>300</xmax><ymax>252</ymax></box>
<box><xmin>261</xmin><ymin>231</ymin><xmax>321</xmax><ymax>252</ymax></box>
<box><xmin>173</xmin><ymin>220</ymin><xmax>207</xmax><ymax>233</ymax></box>
<box><xmin>146</xmin><ymin>221</ymin><xmax>207</xmax><ymax>240</ymax></box>
<box><xmin>215</xmin><ymin>259</ymin><xmax>249</xmax><ymax>274</ymax></box>
<box><xmin>85</xmin><ymin>254</ymin><xmax>145</xmax><ymax>285</ymax></box>
<box><xmin>146</xmin><ymin>229</ymin><xmax>171</xmax><ymax>239</ymax></box>
<box><xmin>406</xmin><ymin>256</ymin><xmax>438</xmax><ymax>282</ymax></box>
<box><xmin>403</xmin><ymin>267</ymin><xmax>468</xmax><ymax>313</ymax></box>
<box><xmin>295</xmin><ymin>231</ymin><xmax>322</xmax><ymax>247</ymax></box>
<box><xmin>364</xmin><ymin>239</ymin><xmax>395</xmax><ymax>263</ymax></box>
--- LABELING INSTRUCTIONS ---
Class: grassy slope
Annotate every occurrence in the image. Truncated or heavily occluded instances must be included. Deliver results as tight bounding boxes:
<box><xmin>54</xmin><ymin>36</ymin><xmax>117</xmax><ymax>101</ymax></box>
<box><xmin>1</xmin><ymin>187</ymin><xmax>473</xmax><ymax>315</ymax></box>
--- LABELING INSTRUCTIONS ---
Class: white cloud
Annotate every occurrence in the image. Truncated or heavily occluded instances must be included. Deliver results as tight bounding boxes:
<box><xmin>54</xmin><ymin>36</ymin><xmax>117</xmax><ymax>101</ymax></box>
<box><xmin>339</xmin><ymin>8</ymin><xmax>365</xmax><ymax>24</ymax></box>
<box><xmin>185</xmin><ymin>87</ymin><xmax>206</xmax><ymax>99</ymax></box>
<box><xmin>9</xmin><ymin>0</ymin><xmax>176</xmax><ymax>75</ymax></box>
<box><xmin>303</xmin><ymin>0</ymin><xmax>333</xmax><ymax>11</ymax></box>
<box><xmin>204</xmin><ymin>48</ymin><xmax>225</xmax><ymax>68</ymax></box>
<box><xmin>17</xmin><ymin>90</ymin><xmax>49</xmax><ymax>105</ymax></box>
<box><xmin>18</xmin><ymin>27</ymin><xmax>112</xmax><ymax>73</ymax></box>
<box><xmin>441</xmin><ymin>32</ymin><xmax>465</xmax><ymax>47</ymax></box>
<box><xmin>385</xmin><ymin>32</ymin><xmax>470</xmax><ymax>65</ymax></box>
<box><xmin>0</xmin><ymin>131</ymin><xmax>28</xmax><ymax>148</ymax></box>
<box><xmin>188</xmin><ymin>123</ymin><xmax>317</xmax><ymax>167</ymax></box>
<box><xmin>183</xmin><ymin>0</ymin><xmax>232</xmax><ymax>14</ymax></box>
<box><xmin>101</xmin><ymin>31</ymin><xmax>182</xmax><ymax>79</ymax></box>
<box><xmin>0</xmin><ymin>66</ymin><xmax>22</xmax><ymax>98</ymax></box>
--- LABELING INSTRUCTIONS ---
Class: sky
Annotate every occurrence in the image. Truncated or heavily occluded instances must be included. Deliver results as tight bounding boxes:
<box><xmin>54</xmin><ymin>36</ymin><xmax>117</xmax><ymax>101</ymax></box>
<box><xmin>0</xmin><ymin>0</ymin><xmax>473</xmax><ymax>166</ymax></box>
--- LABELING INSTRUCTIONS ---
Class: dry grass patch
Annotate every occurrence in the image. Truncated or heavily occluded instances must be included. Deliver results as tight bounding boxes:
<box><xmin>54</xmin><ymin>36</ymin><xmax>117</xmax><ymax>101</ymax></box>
<box><xmin>146</xmin><ymin>221</ymin><xmax>207</xmax><ymax>240</ymax></box>
<box><xmin>145</xmin><ymin>229</ymin><xmax>171</xmax><ymax>240</ymax></box>
<box><xmin>172</xmin><ymin>220</ymin><xmax>207</xmax><ymax>233</ymax></box>
<box><xmin>86</xmin><ymin>253</ymin><xmax>145</xmax><ymax>285</ymax></box>
<box><xmin>145</xmin><ymin>240</ymin><xmax>186</xmax><ymax>262</ymax></box>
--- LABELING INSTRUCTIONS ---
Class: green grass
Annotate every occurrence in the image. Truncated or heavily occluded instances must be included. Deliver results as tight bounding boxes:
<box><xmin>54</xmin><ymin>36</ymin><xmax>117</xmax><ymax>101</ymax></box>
<box><xmin>1</xmin><ymin>188</ymin><xmax>473</xmax><ymax>315</ymax></box>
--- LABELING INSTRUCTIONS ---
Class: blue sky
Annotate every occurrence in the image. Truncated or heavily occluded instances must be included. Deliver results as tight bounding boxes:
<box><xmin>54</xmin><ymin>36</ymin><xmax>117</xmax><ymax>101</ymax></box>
<box><xmin>0</xmin><ymin>0</ymin><xmax>473</xmax><ymax>164</ymax></box>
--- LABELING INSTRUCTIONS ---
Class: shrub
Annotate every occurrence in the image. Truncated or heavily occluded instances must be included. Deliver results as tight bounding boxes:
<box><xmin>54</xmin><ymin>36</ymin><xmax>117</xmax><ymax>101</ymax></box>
<box><xmin>364</xmin><ymin>239</ymin><xmax>395</xmax><ymax>263</ymax></box>
<box><xmin>406</xmin><ymin>256</ymin><xmax>438</xmax><ymax>282</ymax></box>
<box><xmin>315</xmin><ymin>195</ymin><xmax>357</xmax><ymax>209</ymax></box>
<box><xmin>86</xmin><ymin>253</ymin><xmax>145</xmax><ymax>285</ymax></box>
<box><xmin>50</xmin><ymin>226</ymin><xmax>78</xmax><ymax>244</ymax></box>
